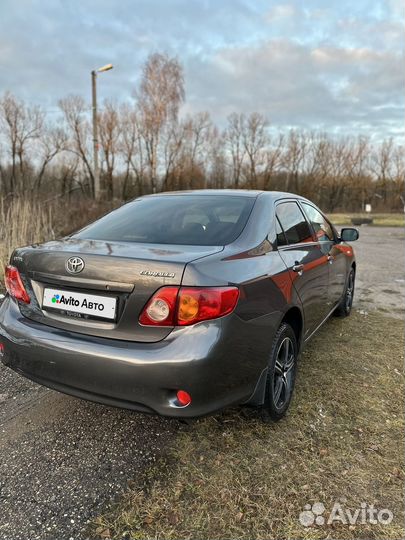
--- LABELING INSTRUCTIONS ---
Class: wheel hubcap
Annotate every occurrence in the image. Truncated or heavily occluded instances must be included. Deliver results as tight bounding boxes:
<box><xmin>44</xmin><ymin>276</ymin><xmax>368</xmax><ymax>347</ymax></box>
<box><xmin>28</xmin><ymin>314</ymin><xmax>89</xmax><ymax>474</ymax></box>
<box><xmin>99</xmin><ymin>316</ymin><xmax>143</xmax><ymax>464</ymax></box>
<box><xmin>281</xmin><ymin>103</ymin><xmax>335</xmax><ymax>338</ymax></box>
<box><xmin>273</xmin><ymin>337</ymin><xmax>295</xmax><ymax>409</ymax></box>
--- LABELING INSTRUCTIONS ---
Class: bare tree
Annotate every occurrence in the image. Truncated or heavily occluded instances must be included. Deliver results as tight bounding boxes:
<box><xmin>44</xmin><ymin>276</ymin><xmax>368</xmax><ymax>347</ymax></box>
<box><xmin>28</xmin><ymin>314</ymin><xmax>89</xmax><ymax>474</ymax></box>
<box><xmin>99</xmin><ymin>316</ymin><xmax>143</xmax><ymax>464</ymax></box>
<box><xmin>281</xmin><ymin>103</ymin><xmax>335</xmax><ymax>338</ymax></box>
<box><xmin>0</xmin><ymin>93</ymin><xmax>21</xmax><ymax>193</ymax></box>
<box><xmin>98</xmin><ymin>101</ymin><xmax>121</xmax><ymax>199</ymax></box>
<box><xmin>161</xmin><ymin>122</ymin><xmax>184</xmax><ymax>191</ymax></box>
<box><xmin>35</xmin><ymin>125</ymin><xmax>67</xmax><ymax>191</ymax></box>
<box><xmin>370</xmin><ymin>138</ymin><xmax>394</xmax><ymax>203</ymax></box>
<box><xmin>344</xmin><ymin>136</ymin><xmax>370</xmax><ymax>210</ymax></box>
<box><xmin>241</xmin><ymin>112</ymin><xmax>268</xmax><ymax>189</ymax></box>
<box><xmin>225</xmin><ymin>113</ymin><xmax>246</xmax><ymax>188</ymax></box>
<box><xmin>135</xmin><ymin>52</ymin><xmax>185</xmax><ymax>192</ymax></box>
<box><xmin>208</xmin><ymin>127</ymin><xmax>227</xmax><ymax>189</ymax></box>
<box><xmin>58</xmin><ymin>95</ymin><xmax>94</xmax><ymax>195</ymax></box>
<box><xmin>119</xmin><ymin>103</ymin><xmax>144</xmax><ymax>198</ymax></box>
<box><xmin>320</xmin><ymin>137</ymin><xmax>349</xmax><ymax>211</ymax></box>
<box><xmin>180</xmin><ymin>112</ymin><xmax>212</xmax><ymax>189</ymax></box>
<box><xmin>0</xmin><ymin>92</ymin><xmax>44</xmax><ymax>193</ymax></box>
<box><xmin>0</xmin><ymin>139</ymin><xmax>8</xmax><ymax>195</ymax></box>
<box><xmin>391</xmin><ymin>145</ymin><xmax>405</xmax><ymax>209</ymax></box>
<box><xmin>282</xmin><ymin>130</ymin><xmax>307</xmax><ymax>193</ymax></box>
<box><xmin>58</xmin><ymin>153</ymin><xmax>80</xmax><ymax>197</ymax></box>
<box><xmin>263</xmin><ymin>133</ymin><xmax>284</xmax><ymax>191</ymax></box>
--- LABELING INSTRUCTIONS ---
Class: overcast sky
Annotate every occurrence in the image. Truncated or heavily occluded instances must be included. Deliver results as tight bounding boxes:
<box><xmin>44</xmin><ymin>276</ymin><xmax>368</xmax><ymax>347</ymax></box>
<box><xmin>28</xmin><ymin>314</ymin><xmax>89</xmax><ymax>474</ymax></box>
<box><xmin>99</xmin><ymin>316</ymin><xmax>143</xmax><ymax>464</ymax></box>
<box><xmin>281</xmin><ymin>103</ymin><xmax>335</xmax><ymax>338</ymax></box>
<box><xmin>1</xmin><ymin>0</ymin><xmax>403</xmax><ymax>139</ymax></box>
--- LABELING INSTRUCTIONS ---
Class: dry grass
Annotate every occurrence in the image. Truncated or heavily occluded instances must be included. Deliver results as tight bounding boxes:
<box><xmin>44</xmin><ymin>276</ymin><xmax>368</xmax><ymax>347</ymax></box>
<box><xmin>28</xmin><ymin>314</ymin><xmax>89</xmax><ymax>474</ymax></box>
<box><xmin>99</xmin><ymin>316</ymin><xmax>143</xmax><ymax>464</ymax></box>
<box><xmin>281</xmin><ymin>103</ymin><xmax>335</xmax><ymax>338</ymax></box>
<box><xmin>0</xmin><ymin>196</ymin><xmax>115</xmax><ymax>288</ymax></box>
<box><xmin>329</xmin><ymin>213</ymin><xmax>405</xmax><ymax>227</ymax></box>
<box><xmin>92</xmin><ymin>311</ymin><xmax>404</xmax><ymax>540</ymax></box>
<box><xmin>0</xmin><ymin>197</ymin><xmax>54</xmax><ymax>282</ymax></box>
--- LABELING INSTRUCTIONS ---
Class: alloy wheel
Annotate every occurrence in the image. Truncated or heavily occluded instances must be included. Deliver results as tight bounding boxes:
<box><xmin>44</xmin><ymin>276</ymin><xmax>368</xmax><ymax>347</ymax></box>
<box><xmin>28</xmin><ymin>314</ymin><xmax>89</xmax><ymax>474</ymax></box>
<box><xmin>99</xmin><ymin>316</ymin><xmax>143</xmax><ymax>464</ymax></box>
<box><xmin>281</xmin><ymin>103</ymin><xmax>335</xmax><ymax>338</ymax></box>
<box><xmin>273</xmin><ymin>337</ymin><xmax>295</xmax><ymax>409</ymax></box>
<box><xmin>345</xmin><ymin>271</ymin><xmax>354</xmax><ymax>312</ymax></box>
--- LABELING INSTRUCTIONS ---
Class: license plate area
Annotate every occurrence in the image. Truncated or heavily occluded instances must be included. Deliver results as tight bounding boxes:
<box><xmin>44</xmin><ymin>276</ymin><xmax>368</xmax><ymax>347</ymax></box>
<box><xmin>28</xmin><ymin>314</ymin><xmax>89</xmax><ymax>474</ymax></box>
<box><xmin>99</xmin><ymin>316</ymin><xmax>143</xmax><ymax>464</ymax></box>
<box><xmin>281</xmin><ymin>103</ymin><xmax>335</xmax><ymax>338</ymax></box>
<box><xmin>42</xmin><ymin>288</ymin><xmax>117</xmax><ymax>321</ymax></box>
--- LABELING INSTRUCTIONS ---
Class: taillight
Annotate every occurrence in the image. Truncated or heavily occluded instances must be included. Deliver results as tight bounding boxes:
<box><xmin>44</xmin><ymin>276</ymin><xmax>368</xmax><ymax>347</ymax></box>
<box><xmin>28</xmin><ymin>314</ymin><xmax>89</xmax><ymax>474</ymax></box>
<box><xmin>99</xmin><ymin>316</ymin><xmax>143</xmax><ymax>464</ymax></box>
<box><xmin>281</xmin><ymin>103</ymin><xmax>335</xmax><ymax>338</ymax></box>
<box><xmin>177</xmin><ymin>287</ymin><xmax>239</xmax><ymax>325</ymax></box>
<box><xmin>139</xmin><ymin>286</ymin><xmax>239</xmax><ymax>327</ymax></box>
<box><xmin>139</xmin><ymin>286</ymin><xmax>178</xmax><ymax>326</ymax></box>
<box><xmin>4</xmin><ymin>265</ymin><xmax>30</xmax><ymax>304</ymax></box>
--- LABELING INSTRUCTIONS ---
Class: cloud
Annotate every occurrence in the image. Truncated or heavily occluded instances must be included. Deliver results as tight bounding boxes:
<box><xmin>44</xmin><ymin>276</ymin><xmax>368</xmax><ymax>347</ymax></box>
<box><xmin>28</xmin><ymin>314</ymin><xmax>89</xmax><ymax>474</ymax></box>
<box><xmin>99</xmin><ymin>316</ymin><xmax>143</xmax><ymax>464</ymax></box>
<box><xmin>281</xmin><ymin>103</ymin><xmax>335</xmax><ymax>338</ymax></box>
<box><xmin>184</xmin><ymin>38</ymin><xmax>404</xmax><ymax>138</ymax></box>
<box><xmin>266</xmin><ymin>4</ymin><xmax>297</xmax><ymax>21</ymax></box>
<box><xmin>0</xmin><ymin>0</ymin><xmax>403</xmax><ymax>138</ymax></box>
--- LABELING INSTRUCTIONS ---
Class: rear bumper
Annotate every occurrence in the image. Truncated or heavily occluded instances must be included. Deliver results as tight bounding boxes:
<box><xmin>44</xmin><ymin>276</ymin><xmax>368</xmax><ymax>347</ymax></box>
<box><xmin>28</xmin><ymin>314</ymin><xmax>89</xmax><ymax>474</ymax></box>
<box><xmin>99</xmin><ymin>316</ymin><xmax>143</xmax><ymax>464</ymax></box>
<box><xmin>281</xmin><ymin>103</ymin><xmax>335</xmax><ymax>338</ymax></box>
<box><xmin>0</xmin><ymin>297</ymin><xmax>270</xmax><ymax>417</ymax></box>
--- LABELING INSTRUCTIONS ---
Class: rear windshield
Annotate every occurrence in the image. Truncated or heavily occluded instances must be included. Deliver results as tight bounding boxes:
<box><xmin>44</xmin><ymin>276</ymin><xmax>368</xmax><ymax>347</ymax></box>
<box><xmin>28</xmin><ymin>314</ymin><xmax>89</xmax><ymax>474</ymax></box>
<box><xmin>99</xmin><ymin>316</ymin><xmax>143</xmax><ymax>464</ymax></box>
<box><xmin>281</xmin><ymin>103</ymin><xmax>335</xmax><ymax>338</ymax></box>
<box><xmin>74</xmin><ymin>195</ymin><xmax>255</xmax><ymax>246</ymax></box>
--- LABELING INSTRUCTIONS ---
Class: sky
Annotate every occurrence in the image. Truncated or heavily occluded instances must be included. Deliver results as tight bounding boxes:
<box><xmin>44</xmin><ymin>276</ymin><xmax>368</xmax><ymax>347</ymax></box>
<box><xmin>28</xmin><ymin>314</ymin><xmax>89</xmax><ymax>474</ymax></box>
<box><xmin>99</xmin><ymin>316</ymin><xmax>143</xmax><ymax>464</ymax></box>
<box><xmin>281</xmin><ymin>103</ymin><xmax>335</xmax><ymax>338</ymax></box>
<box><xmin>0</xmin><ymin>0</ymin><xmax>403</xmax><ymax>139</ymax></box>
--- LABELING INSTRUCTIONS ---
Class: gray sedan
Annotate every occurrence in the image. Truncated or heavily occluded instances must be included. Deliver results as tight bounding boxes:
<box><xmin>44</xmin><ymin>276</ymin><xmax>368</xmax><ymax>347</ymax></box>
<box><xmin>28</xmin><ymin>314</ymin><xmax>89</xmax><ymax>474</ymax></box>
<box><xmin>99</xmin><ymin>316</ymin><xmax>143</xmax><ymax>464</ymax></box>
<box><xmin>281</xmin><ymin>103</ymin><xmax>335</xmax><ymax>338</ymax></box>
<box><xmin>0</xmin><ymin>190</ymin><xmax>358</xmax><ymax>421</ymax></box>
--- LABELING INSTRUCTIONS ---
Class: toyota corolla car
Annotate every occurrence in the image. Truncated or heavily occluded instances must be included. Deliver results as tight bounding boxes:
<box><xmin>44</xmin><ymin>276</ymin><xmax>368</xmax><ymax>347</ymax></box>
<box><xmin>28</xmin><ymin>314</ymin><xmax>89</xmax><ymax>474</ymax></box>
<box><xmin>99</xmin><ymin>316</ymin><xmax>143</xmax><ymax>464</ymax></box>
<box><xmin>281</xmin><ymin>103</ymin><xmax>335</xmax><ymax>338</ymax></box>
<box><xmin>0</xmin><ymin>190</ymin><xmax>359</xmax><ymax>421</ymax></box>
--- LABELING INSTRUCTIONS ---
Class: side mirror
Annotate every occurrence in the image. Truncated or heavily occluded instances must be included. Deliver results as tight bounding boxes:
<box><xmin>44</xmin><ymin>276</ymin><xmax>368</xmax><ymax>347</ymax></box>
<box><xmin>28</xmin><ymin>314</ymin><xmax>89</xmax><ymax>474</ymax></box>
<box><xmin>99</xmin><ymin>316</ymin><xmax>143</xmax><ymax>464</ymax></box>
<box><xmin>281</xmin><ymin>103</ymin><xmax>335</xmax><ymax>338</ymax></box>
<box><xmin>340</xmin><ymin>227</ymin><xmax>359</xmax><ymax>242</ymax></box>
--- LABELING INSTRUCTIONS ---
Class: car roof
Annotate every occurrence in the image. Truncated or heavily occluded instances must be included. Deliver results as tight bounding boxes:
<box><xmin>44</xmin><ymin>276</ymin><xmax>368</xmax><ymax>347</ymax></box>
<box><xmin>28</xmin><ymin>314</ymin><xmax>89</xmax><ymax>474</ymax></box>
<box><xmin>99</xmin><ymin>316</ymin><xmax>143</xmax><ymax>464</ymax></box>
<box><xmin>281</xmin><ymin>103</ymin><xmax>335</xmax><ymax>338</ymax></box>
<box><xmin>141</xmin><ymin>189</ymin><xmax>308</xmax><ymax>201</ymax></box>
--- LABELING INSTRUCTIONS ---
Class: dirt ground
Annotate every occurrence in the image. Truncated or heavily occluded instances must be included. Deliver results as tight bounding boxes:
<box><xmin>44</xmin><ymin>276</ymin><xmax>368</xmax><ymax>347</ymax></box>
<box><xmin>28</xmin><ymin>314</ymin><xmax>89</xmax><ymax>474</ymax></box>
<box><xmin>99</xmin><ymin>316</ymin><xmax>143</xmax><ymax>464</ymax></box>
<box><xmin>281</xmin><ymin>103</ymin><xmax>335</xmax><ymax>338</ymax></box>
<box><xmin>0</xmin><ymin>225</ymin><xmax>403</xmax><ymax>539</ymax></box>
<box><xmin>352</xmin><ymin>226</ymin><xmax>405</xmax><ymax>318</ymax></box>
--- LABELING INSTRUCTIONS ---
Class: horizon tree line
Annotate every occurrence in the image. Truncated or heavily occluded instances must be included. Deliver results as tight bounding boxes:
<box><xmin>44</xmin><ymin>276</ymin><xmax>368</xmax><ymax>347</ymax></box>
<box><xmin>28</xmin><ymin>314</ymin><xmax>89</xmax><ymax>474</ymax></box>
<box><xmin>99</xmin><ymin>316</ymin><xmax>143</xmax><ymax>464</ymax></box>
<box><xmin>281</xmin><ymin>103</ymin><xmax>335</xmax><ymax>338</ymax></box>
<box><xmin>0</xmin><ymin>52</ymin><xmax>404</xmax><ymax>213</ymax></box>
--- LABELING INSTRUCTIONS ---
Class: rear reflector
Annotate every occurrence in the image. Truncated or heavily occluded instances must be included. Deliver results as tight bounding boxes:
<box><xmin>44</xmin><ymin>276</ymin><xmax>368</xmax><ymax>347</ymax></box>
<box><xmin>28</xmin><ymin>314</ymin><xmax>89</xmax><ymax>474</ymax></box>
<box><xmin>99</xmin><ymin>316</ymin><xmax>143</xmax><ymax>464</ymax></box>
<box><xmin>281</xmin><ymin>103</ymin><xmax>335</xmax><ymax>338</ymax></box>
<box><xmin>139</xmin><ymin>286</ymin><xmax>239</xmax><ymax>327</ymax></box>
<box><xmin>176</xmin><ymin>390</ymin><xmax>191</xmax><ymax>406</ymax></box>
<box><xmin>4</xmin><ymin>265</ymin><xmax>30</xmax><ymax>304</ymax></box>
<box><xmin>0</xmin><ymin>343</ymin><xmax>4</xmax><ymax>358</ymax></box>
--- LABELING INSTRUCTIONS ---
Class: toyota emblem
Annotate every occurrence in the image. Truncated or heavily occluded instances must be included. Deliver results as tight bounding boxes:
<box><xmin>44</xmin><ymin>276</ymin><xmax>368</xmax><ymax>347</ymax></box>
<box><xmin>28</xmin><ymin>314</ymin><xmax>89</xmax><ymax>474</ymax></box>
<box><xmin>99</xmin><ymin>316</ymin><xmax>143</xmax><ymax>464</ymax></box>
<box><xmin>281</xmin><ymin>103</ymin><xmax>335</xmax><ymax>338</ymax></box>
<box><xmin>66</xmin><ymin>256</ymin><xmax>85</xmax><ymax>274</ymax></box>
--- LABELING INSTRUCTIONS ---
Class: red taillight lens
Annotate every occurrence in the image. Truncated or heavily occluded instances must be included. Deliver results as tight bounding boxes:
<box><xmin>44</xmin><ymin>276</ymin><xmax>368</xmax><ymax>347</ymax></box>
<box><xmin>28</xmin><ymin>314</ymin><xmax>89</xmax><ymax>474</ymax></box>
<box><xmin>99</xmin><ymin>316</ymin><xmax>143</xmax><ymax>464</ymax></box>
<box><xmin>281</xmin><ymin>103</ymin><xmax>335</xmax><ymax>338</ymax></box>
<box><xmin>177</xmin><ymin>287</ymin><xmax>239</xmax><ymax>326</ymax></box>
<box><xmin>4</xmin><ymin>265</ymin><xmax>30</xmax><ymax>304</ymax></box>
<box><xmin>139</xmin><ymin>286</ymin><xmax>239</xmax><ymax>326</ymax></box>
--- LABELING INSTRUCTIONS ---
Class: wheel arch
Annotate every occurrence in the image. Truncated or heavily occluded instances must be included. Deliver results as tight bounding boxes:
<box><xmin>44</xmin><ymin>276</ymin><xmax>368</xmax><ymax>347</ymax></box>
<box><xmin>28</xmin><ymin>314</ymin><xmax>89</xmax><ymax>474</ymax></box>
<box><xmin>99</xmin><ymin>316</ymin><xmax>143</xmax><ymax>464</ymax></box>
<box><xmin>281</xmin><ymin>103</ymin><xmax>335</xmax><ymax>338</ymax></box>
<box><xmin>244</xmin><ymin>305</ymin><xmax>304</xmax><ymax>407</ymax></box>
<box><xmin>280</xmin><ymin>306</ymin><xmax>304</xmax><ymax>351</ymax></box>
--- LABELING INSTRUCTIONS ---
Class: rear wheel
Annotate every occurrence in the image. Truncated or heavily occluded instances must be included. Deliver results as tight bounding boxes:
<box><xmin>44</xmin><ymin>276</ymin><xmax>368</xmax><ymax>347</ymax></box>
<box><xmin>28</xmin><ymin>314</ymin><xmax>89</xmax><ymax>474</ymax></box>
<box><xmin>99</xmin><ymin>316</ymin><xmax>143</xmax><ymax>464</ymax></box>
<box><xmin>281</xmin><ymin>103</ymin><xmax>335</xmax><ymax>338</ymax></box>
<box><xmin>334</xmin><ymin>268</ymin><xmax>355</xmax><ymax>317</ymax></box>
<box><xmin>261</xmin><ymin>322</ymin><xmax>298</xmax><ymax>423</ymax></box>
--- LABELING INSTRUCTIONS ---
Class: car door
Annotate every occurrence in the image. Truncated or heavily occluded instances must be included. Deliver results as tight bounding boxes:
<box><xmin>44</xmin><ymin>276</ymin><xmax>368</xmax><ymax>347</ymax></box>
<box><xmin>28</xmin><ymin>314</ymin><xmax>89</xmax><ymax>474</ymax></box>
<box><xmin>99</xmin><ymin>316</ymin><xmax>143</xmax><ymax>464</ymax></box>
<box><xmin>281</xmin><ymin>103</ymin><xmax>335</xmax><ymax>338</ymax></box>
<box><xmin>275</xmin><ymin>200</ymin><xmax>330</xmax><ymax>338</ymax></box>
<box><xmin>300</xmin><ymin>202</ymin><xmax>347</xmax><ymax>310</ymax></box>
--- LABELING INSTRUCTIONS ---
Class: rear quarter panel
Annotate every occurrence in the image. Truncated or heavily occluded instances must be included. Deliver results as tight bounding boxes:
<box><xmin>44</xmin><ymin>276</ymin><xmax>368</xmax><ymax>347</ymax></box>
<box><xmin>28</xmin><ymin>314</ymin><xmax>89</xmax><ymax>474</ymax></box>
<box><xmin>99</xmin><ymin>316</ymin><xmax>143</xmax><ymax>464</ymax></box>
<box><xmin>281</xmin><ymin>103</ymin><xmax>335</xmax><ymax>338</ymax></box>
<box><xmin>182</xmin><ymin>194</ymin><xmax>303</xmax><ymax>383</ymax></box>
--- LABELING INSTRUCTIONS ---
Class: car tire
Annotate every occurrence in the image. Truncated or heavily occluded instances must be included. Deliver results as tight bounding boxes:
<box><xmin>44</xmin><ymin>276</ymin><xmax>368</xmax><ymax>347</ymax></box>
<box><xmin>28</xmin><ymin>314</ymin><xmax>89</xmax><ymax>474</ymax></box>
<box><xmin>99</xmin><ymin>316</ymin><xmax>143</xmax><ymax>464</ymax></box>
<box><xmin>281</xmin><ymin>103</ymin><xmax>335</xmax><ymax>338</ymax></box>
<box><xmin>261</xmin><ymin>322</ymin><xmax>298</xmax><ymax>423</ymax></box>
<box><xmin>334</xmin><ymin>267</ymin><xmax>355</xmax><ymax>318</ymax></box>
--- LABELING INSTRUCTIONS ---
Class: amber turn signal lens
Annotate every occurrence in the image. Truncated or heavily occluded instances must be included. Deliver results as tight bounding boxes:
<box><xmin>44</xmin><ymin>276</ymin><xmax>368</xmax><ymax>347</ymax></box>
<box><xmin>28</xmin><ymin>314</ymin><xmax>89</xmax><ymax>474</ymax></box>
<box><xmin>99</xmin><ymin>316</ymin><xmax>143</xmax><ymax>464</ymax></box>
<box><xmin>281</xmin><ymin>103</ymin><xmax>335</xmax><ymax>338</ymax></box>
<box><xmin>178</xmin><ymin>294</ymin><xmax>199</xmax><ymax>321</ymax></box>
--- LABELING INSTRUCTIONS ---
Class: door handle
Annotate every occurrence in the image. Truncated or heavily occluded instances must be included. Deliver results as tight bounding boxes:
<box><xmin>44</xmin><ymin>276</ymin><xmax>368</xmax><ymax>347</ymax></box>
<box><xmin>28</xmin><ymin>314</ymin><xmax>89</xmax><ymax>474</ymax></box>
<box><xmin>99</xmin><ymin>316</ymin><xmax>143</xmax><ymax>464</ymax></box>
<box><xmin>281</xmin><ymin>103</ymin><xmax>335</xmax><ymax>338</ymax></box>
<box><xmin>292</xmin><ymin>263</ymin><xmax>304</xmax><ymax>274</ymax></box>
<box><xmin>327</xmin><ymin>255</ymin><xmax>334</xmax><ymax>264</ymax></box>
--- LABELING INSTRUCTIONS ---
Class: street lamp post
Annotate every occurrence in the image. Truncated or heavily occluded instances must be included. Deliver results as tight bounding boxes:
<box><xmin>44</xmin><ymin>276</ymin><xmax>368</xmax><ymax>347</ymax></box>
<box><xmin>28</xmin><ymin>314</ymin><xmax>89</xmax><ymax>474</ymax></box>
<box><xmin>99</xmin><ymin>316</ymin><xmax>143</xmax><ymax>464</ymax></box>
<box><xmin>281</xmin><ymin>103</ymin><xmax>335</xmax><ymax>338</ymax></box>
<box><xmin>91</xmin><ymin>63</ymin><xmax>113</xmax><ymax>200</ymax></box>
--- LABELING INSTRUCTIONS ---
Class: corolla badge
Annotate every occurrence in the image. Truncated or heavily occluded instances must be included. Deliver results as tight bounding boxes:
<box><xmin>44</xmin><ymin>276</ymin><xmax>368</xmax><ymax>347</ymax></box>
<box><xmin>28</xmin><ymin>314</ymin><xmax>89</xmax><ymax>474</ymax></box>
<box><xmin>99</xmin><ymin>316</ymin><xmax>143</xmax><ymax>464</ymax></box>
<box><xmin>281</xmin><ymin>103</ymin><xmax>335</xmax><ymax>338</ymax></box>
<box><xmin>66</xmin><ymin>256</ymin><xmax>85</xmax><ymax>274</ymax></box>
<box><xmin>140</xmin><ymin>270</ymin><xmax>175</xmax><ymax>278</ymax></box>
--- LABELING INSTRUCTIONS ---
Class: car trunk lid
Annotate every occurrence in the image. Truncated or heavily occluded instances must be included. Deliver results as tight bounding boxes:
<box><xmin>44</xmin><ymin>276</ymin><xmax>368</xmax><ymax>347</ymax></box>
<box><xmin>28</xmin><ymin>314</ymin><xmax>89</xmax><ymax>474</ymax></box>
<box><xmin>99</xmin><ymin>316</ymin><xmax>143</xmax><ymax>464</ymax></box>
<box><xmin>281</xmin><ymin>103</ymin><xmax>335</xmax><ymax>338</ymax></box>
<box><xmin>14</xmin><ymin>238</ymin><xmax>223</xmax><ymax>342</ymax></box>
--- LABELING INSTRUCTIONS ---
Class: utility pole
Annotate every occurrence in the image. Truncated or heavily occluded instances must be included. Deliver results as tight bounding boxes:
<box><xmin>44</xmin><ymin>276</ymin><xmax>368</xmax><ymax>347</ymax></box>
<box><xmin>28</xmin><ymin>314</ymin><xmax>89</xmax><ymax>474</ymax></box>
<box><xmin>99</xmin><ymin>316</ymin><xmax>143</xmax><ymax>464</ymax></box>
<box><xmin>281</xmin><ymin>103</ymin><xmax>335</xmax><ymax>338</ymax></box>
<box><xmin>91</xmin><ymin>70</ymin><xmax>99</xmax><ymax>200</ymax></box>
<box><xmin>91</xmin><ymin>64</ymin><xmax>113</xmax><ymax>201</ymax></box>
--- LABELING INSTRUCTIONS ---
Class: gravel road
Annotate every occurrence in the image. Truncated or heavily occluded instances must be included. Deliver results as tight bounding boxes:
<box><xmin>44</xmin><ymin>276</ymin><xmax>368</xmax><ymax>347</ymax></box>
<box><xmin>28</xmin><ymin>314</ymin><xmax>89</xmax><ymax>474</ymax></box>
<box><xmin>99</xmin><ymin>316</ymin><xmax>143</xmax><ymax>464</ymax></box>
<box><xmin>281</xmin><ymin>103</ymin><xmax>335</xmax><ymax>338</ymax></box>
<box><xmin>353</xmin><ymin>226</ymin><xmax>405</xmax><ymax>318</ymax></box>
<box><xmin>0</xmin><ymin>358</ymin><xmax>178</xmax><ymax>539</ymax></box>
<box><xmin>0</xmin><ymin>225</ymin><xmax>403</xmax><ymax>539</ymax></box>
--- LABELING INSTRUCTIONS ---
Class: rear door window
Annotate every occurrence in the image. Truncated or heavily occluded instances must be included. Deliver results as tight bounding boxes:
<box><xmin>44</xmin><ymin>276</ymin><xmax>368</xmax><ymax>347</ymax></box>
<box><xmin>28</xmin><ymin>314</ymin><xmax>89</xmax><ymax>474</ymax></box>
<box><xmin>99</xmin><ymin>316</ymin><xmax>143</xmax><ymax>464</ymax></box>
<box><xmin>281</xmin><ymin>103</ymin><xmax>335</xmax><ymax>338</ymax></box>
<box><xmin>276</xmin><ymin>202</ymin><xmax>313</xmax><ymax>245</ymax></box>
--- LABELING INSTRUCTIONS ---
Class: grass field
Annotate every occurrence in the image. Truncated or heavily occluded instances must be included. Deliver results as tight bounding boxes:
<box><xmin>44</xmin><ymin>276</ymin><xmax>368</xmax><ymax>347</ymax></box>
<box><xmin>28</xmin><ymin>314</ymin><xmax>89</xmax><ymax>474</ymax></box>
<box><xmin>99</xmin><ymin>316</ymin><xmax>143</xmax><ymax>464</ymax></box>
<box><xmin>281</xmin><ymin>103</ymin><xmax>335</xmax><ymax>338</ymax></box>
<box><xmin>0</xmin><ymin>198</ymin><xmax>54</xmax><ymax>280</ymax></box>
<box><xmin>329</xmin><ymin>213</ymin><xmax>404</xmax><ymax>227</ymax></box>
<box><xmin>0</xmin><ymin>197</ymin><xmax>113</xmax><ymax>290</ymax></box>
<box><xmin>92</xmin><ymin>311</ymin><xmax>404</xmax><ymax>540</ymax></box>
